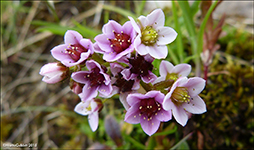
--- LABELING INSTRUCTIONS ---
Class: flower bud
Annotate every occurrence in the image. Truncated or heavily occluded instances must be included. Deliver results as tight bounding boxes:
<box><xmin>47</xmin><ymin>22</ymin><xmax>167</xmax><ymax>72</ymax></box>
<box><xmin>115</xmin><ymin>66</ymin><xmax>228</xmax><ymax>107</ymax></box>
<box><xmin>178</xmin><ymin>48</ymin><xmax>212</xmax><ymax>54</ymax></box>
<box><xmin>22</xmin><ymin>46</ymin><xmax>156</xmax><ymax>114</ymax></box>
<box><xmin>69</xmin><ymin>79</ymin><xmax>83</xmax><ymax>94</ymax></box>
<box><xmin>39</xmin><ymin>62</ymin><xmax>69</xmax><ymax>84</ymax></box>
<box><xmin>93</xmin><ymin>98</ymin><xmax>104</xmax><ymax>112</ymax></box>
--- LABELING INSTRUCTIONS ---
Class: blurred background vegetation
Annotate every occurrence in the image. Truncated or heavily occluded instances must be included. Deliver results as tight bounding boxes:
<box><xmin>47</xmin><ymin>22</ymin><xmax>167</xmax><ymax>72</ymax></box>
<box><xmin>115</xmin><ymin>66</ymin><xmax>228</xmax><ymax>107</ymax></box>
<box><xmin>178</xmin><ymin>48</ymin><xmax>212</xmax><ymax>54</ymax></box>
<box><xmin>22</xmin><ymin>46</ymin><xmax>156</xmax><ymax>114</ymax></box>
<box><xmin>1</xmin><ymin>1</ymin><xmax>253</xmax><ymax>149</ymax></box>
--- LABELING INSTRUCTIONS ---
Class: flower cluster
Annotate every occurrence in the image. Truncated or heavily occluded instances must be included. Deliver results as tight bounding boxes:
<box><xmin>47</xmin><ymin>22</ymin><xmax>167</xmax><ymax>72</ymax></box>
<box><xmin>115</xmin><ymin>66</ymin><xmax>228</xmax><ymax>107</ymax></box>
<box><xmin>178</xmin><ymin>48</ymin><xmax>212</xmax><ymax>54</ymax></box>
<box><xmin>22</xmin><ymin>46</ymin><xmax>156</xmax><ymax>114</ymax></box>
<box><xmin>40</xmin><ymin>9</ymin><xmax>206</xmax><ymax>136</ymax></box>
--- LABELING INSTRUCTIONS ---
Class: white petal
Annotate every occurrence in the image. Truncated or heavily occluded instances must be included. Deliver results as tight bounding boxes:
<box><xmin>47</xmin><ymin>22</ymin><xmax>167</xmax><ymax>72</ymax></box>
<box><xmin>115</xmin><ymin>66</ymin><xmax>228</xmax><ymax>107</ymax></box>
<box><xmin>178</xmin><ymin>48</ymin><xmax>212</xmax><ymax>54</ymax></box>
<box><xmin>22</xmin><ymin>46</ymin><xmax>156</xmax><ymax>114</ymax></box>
<box><xmin>159</xmin><ymin>60</ymin><xmax>174</xmax><ymax>77</ymax></box>
<box><xmin>157</xmin><ymin>27</ymin><xmax>177</xmax><ymax>45</ymax></box>
<box><xmin>182</xmin><ymin>96</ymin><xmax>207</xmax><ymax>114</ymax></box>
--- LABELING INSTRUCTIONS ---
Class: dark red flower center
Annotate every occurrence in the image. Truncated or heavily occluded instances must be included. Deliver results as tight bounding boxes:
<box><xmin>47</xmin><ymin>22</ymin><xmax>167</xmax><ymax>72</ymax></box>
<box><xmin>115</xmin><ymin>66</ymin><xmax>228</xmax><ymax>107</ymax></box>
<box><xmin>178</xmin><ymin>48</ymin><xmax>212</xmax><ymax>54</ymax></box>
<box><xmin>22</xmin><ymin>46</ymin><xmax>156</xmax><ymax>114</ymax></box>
<box><xmin>139</xmin><ymin>98</ymin><xmax>161</xmax><ymax>119</ymax></box>
<box><xmin>113</xmin><ymin>73</ymin><xmax>134</xmax><ymax>93</ymax></box>
<box><xmin>85</xmin><ymin>67</ymin><xmax>105</xmax><ymax>87</ymax></box>
<box><xmin>129</xmin><ymin>55</ymin><xmax>153</xmax><ymax>78</ymax></box>
<box><xmin>108</xmin><ymin>31</ymin><xmax>131</xmax><ymax>54</ymax></box>
<box><xmin>64</xmin><ymin>44</ymin><xmax>88</xmax><ymax>61</ymax></box>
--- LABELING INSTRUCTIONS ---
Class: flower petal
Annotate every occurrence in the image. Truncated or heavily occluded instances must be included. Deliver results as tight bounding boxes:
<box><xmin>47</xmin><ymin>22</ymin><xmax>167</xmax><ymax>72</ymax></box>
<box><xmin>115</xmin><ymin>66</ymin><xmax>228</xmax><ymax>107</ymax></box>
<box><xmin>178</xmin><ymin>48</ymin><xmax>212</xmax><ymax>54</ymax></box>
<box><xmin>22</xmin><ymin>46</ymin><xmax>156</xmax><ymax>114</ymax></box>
<box><xmin>141</xmin><ymin>71</ymin><xmax>157</xmax><ymax>83</ymax></box>
<box><xmin>50</xmin><ymin>44</ymin><xmax>71</xmax><ymax>62</ymax></box>
<box><xmin>138</xmin><ymin>15</ymin><xmax>149</xmax><ymax>28</ymax></box>
<box><xmin>126</xmin><ymin>93</ymin><xmax>144</xmax><ymax>106</ymax></box>
<box><xmin>74</xmin><ymin>101</ymin><xmax>91</xmax><ymax>116</ymax></box>
<box><xmin>157</xmin><ymin>27</ymin><xmax>177</xmax><ymax>45</ymax></box>
<box><xmin>124</xmin><ymin>103</ymin><xmax>141</xmax><ymax>124</ymax></box>
<box><xmin>140</xmin><ymin>114</ymin><xmax>160</xmax><ymax>136</ymax></box>
<box><xmin>185</xmin><ymin>77</ymin><xmax>206</xmax><ymax>96</ymax></box>
<box><xmin>103</xmin><ymin>20</ymin><xmax>122</xmax><ymax>36</ymax></box>
<box><xmin>172</xmin><ymin>105</ymin><xmax>188</xmax><ymax>126</ymax></box>
<box><xmin>119</xmin><ymin>92</ymin><xmax>131</xmax><ymax>110</ymax></box>
<box><xmin>64</xmin><ymin>30</ymin><xmax>83</xmax><ymax>44</ymax></box>
<box><xmin>71</xmin><ymin>71</ymin><xmax>89</xmax><ymax>84</ymax></box>
<box><xmin>155</xmin><ymin>109</ymin><xmax>172</xmax><ymax>122</ymax></box>
<box><xmin>172</xmin><ymin>63</ymin><xmax>191</xmax><ymax>77</ymax></box>
<box><xmin>88</xmin><ymin>112</ymin><xmax>99</xmax><ymax>132</ymax></box>
<box><xmin>147</xmin><ymin>9</ymin><xmax>165</xmax><ymax>28</ymax></box>
<box><xmin>182</xmin><ymin>96</ymin><xmax>207</xmax><ymax>114</ymax></box>
<box><xmin>147</xmin><ymin>45</ymin><xmax>168</xmax><ymax>59</ymax></box>
<box><xmin>79</xmin><ymin>84</ymin><xmax>98</xmax><ymax>102</ymax></box>
<box><xmin>128</xmin><ymin>16</ymin><xmax>141</xmax><ymax>34</ymax></box>
<box><xmin>98</xmin><ymin>84</ymin><xmax>112</xmax><ymax>97</ymax></box>
<box><xmin>159</xmin><ymin>60</ymin><xmax>174</xmax><ymax>77</ymax></box>
<box><xmin>94</xmin><ymin>34</ymin><xmax>112</xmax><ymax>53</ymax></box>
<box><xmin>135</xmin><ymin>37</ymin><xmax>148</xmax><ymax>55</ymax></box>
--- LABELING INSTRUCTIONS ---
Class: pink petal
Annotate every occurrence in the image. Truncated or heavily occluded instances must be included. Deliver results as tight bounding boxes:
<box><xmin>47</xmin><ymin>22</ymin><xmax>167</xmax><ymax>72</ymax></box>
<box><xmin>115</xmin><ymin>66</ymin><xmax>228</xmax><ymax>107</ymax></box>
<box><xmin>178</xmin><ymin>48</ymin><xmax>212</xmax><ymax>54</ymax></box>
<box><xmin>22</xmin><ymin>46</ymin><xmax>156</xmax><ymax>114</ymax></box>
<box><xmin>98</xmin><ymin>84</ymin><xmax>112</xmax><ymax>97</ymax></box>
<box><xmin>147</xmin><ymin>9</ymin><xmax>165</xmax><ymax>28</ymax></box>
<box><xmin>51</xmin><ymin>44</ymin><xmax>71</xmax><ymax>62</ymax></box>
<box><xmin>126</xmin><ymin>93</ymin><xmax>144</xmax><ymax>106</ymax></box>
<box><xmin>79</xmin><ymin>84</ymin><xmax>98</xmax><ymax>102</ymax></box>
<box><xmin>138</xmin><ymin>15</ymin><xmax>149</xmax><ymax>28</ymax></box>
<box><xmin>110</xmin><ymin>63</ymin><xmax>124</xmax><ymax>76</ymax></box>
<box><xmin>42</xmin><ymin>72</ymin><xmax>63</xmax><ymax>84</ymax></box>
<box><xmin>162</xmin><ymin>95</ymin><xmax>174</xmax><ymax>111</ymax></box>
<box><xmin>122</xmin><ymin>21</ymin><xmax>134</xmax><ymax>35</ymax></box>
<box><xmin>159</xmin><ymin>60</ymin><xmax>174</xmax><ymax>77</ymax></box>
<box><xmin>64</xmin><ymin>30</ymin><xmax>83</xmax><ymax>44</ymax></box>
<box><xmin>88</xmin><ymin>112</ymin><xmax>99</xmax><ymax>132</ymax></box>
<box><xmin>124</xmin><ymin>103</ymin><xmax>141</xmax><ymax>124</ymax></box>
<box><xmin>185</xmin><ymin>77</ymin><xmax>206</xmax><ymax>96</ymax></box>
<box><xmin>172</xmin><ymin>105</ymin><xmax>188</xmax><ymax>126</ymax></box>
<box><xmin>135</xmin><ymin>42</ymin><xmax>148</xmax><ymax>55</ymax></box>
<box><xmin>147</xmin><ymin>45</ymin><xmax>168</xmax><ymax>59</ymax></box>
<box><xmin>71</xmin><ymin>71</ymin><xmax>89</xmax><ymax>84</ymax></box>
<box><xmin>119</xmin><ymin>92</ymin><xmax>131</xmax><ymax>110</ymax></box>
<box><xmin>172</xmin><ymin>64</ymin><xmax>191</xmax><ymax>77</ymax></box>
<box><xmin>182</xmin><ymin>96</ymin><xmax>207</xmax><ymax>114</ymax></box>
<box><xmin>157</xmin><ymin>27</ymin><xmax>177</xmax><ymax>45</ymax></box>
<box><xmin>141</xmin><ymin>71</ymin><xmax>157</xmax><ymax>83</ymax></box>
<box><xmin>140</xmin><ymin>114</ymin><xmax>160</xmax><ymax>136</ymax></box>
<box><xmin>145</xmin><ymin>90</ymin><xmax>164</xmax><ymax>104</ymax></box>
<box><xmin>94</xmin><ymin>34</ymin><xmax>112</xmax><ymax>53</ymax></box>
<box><xmin>103</xmin><ymin>20</ymin><xmax>122</xmax><ymax>36</ymax></box>
<box><xmin>74</xmin><ymin>101</ymin><xmax>91</xmax><ymax>116</ymax></box>
<box><xmin>155</xmin><ymin>109</ymin><xmax>172</xmax><ymax>122</ymax></box>
<box><xmin>128</xmin><ymin>16</ymin><xmax>141</xmax><ymax>34</ymax></box>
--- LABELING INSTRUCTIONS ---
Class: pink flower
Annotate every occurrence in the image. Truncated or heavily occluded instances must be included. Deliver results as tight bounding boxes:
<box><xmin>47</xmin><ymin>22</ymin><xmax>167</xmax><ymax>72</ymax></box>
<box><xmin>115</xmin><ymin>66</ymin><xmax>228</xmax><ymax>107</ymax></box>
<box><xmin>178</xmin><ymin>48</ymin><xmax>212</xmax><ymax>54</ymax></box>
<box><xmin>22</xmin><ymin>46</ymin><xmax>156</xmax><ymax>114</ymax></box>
<box><xmin>51</xmin><ymin>30</ymin><xmax>94</xmax><ymax>67</ymax></box>
<box><xmin>154</xmin><ymin>60</ymin><xmax>191</xmax><ymax>84</ymax></box>
<box><xmin>74</xmin><ymin>99</ymin><xmax>103</xmax><ymax>131</ymax></box>
<box><xmin>124</xmin><ymin>91</ymin><xmax>172</xmax><ymax>136</ymax></box>
<box><xmin>39</xmin><ymin>62</ymin><xmax>68</xmax><ymax>84</ymax></box>
<box><xmin>129</xmin><ymin>9</ymin><xmax>177</xmax><ymax>59</ymax></box>
<box><xmin>121</xmin><ymin>54</ymin><xmax>157</xmax><ymax>83</ymax></box>
<box><xmin>71</xmin><ymin>60</ymin><xmax>112</xmax><ymax>102</ymax></box>
<box><xmin>109</xmin><ymin>63</ymin><xmax>140</xmax><ymax>110</ymax></box>
<box><xmin>94</xmin><ymin>20</ymin><xmax>136</xmax><ymax>62</ymax></box>
<box><xmin>163</xmin><ymin>77</ymin><xmax>207</xmax><ymax>126</ymax></box>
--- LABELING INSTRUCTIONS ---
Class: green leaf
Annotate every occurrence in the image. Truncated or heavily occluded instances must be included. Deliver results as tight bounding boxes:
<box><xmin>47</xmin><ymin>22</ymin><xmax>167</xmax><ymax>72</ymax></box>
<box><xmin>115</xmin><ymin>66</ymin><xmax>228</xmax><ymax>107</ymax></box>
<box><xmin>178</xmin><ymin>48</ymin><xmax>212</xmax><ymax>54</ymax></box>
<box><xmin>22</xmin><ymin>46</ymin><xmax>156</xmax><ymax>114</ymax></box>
<box><xmin>102</xmin><ymin>4</ymin><xmax>136</xmax><ymax>19</ymax></box>
<box><xmin>170</xmin><ymin>132</ymin><xmax>193</xmax><ymax>150</ymax></box>
<box><xmin>153</xmin><ymin>125</ymin><xmax>177</xmax><ymax>136</ymax></box>
<box><xmin>122</xmin><ymin>133</ymin><xmax>146</xmax><ymax>149</ymax></box>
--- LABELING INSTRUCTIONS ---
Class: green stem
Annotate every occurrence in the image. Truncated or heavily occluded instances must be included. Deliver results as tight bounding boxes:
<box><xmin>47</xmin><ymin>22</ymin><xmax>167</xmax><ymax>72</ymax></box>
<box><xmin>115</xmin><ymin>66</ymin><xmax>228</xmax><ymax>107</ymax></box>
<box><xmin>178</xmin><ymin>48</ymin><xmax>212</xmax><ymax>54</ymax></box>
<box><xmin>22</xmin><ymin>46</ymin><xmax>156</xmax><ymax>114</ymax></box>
<box><xmin>172</xmin><ymin>1</ymin><xmax>184</xmax><ymax>63</ymax></box>
<box><xmin>140</xmin><ymin>80</ymin><xmax>152</xmax><ymax>92</ymax></box>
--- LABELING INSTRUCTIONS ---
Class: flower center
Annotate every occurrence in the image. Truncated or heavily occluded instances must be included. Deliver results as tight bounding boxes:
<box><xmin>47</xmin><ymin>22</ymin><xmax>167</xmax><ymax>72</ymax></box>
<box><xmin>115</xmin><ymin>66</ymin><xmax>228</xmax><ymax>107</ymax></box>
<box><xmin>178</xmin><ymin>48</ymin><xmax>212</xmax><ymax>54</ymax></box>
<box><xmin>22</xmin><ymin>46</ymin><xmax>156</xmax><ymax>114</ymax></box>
<box><xmin>109</xmin><ymin>31</ymin><xmax>131</xmax><ymax>54</ymax></box>
<box><xmin>171</xmin><ymin>87</ymin><xmax>192</xmax><ymax>104</ymax></box>
<box><xmin>166</xmin><ymin>73</ymin><xmax>179</xmax><ymax>81</ymax></box>
<box><xmin>141</xmin><ymin>26</ymin><xmax>158</xmax><ymax>46</ymax></box>
<box><xmin>113</xmin><ymin>73</ymin><xmax>135</xmax><ymax>93</ymax></box>
<box><xmin>139</xmin><ymin>98</ymin><xmax>161</xmax><ymax>119</ymax></box>
<box><xmin>64</xmin><ymin>44</ymin><xmax>88</xmax><ymax>61</ymax></box>
<box><xmin>85</xmin><ymin>67</ymin><xmax>105</xmax><ymax>87</ymax></box>
<box><xmin>129</xmin><ymin>55</ymin><xmax>153</xmax><ymax>78</ymax></box>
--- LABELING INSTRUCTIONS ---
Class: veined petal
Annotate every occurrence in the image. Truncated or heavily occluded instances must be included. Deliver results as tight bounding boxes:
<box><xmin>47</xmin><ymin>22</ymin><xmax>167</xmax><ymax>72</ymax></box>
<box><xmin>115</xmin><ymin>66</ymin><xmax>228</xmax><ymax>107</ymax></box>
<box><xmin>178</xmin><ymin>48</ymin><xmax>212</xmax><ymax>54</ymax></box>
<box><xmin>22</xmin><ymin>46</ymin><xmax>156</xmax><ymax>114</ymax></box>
<box><xmin>185</xmin><ymin>77</ymin><xmax>206</xmax><ymax>96</ymax></box>
<box><xmin>172</xmin><ymin>105</ymin><xmax>188</xmax><ymax>126</ymax></box>
<box><xmin>64</xmin><ymin>30</ymin><xmax>83</xmax><ymax>44</ymax></box>
<box><xmin>141</xmin><ymin>71</ymin><xmax>157</xmax><ymax>83</ymax></box>
<box><xmin>155</xmin><ymin>109</ymin><xmax>172</xmax><ymax>122</ymax></box>
<box><xmin>71</xmin><ymin>71</ymin><xmax>90</xmax><ymax>84</ymax></box>
<box><xmin>126</xmin><ymin>93</ymin><xmax>144</xmax><ymax>106</ymax></box>
<box><xmin>172</xmin><ymin>63</ymin><xmax>191</xmax><ymax>77</ymax></box>
<box><xmin>88</xmin><ymin>112</ymin><xmax>99</xmax><ymax>132</ymax></box>
<box><xmin>94</xmin><ymin>34</ymin><xmax>112</xmax><ymax>53</ymax></box>
<box><xmin>147</xmin><ymin>45</ymin><xmax>168</xmax><ymax>59</ymax></box>
<box><xmin>124</xmin><ymin>103</ymin><xmax>141</xmax><ymax>124</ymax></box>
<box><xmin>128</xmin><ymin>16</ymin><xmax>141</xmax><ymax>34</ymax></box>
<box><xmin>135</xmin><ymin>42</ymin><xmax>148</xmax><ymax>55</ymax></box>
<box><xmin>157</xmin><ymin>27</ymin><xmax>177</xmax><ymax>45</ymax></box>
<box><xmin>147</xmin><ymin>9</ymin><xmax>165</xmax><ymax>28</ymax></box>
<box><xmin>79</xmin><ymin>84</ymin><xmax>98</xmax><ymax>102</ymax></box>
<box><xmin>182</xmin><ymin>96</ymin><xmax>207</xmax><ymax>114</ymax></box>
<box><xmin>51</xmin><ymin>44</ymin><xmax>71</xmax><ymax>62</ymax></box>
<box><xmin>74</xmin><ymin>101</ymin><xmax>91</xmax><ymax>116</ymax></box>
<box><xmin>159</xmin><ymin>60</ymin><xmax>174</xmax><ymax>77</ymax></box>
<box><xmin>140</xmin><ymin>114</ymin><xmax>160</xmax><ymax>136</ymax></box>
